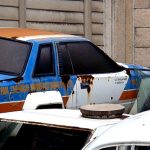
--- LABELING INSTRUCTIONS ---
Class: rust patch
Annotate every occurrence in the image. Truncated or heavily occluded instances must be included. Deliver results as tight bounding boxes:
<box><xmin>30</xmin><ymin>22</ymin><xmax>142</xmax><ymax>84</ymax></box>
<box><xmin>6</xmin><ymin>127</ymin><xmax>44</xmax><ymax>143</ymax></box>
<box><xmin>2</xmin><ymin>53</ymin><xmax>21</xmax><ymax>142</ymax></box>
<box><xmin>30</xmin><ymin>82</ymin><xmax>59</xmax><ymax>92</ymax></box>
<box><xmin>61</xmin><ymin>75</ymin><xmax>70</xmax><ymax>90</ymax></box>
<box><xmin>72</xmin><ymin>90</ymin><xmax>75</xmax><ymax>95</ymax></box>
<box><xmin>77</xmin><ymin>75</ymin><xmax>94</xmax><ymax>94</ymax></box>
<box><xmin>62</xmin><ymin>96</ymin><xmax>69</xmax><ymax>108</ymax></box>
<box><xmin>126</xmin><ymin>69</ymin><xmax>131</xmax><ymax>77</ymax></box>
<box><xmin>30</xmin><ymin>83</ymin><xmax>43</xmax><ymax>92</ymax></box>
<box><xmin>11</xmin><ymin>84</ymin><xmax>29</xmax><ymax>93</ymax></box>
<box><xmin>12</xmin><ymin>77</ymin><xmax>23</xmax><ymax>83</ymax></box>
<box><xmin>0</xmin><ymin>87</ymin><xmax>9</xmax><ymax>95</ymax></box>
<box><xmin>131</xmin><ymin>79</ymin><xmax>137</xmax><ymax>85</ymax></box>
<box><xmin>0</xmin><ymin>82</ymin><xmax>61</xmax><ymax>95</ymax></box>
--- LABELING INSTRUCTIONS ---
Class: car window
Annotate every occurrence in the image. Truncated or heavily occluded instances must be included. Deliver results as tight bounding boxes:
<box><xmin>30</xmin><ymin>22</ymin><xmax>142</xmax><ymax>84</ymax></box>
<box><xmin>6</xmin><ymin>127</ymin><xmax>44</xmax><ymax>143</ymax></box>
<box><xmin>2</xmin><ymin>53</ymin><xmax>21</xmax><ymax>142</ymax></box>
<box><xmin>57</xmin><ymin>41</ymin><xmax>123</xmax><ymax>75</ymax></box>
<box><xmin>34</xmin><ymin>44</ymin><xmax>55</xmax><ymax>76</ymax></box>
<box><xmin>0</xmin><ymin>37</ymin><xmax>31</xmax><ymax>76</ymax></box>
<box><xmin>100</xmin><ymin>145</ymin><xmax>150</xmax><ymax>150</ymax></box>
<box><xmin>0</xmin><ymin>123</ymin><xmax>91</xmax><ymax>150</ymax></box>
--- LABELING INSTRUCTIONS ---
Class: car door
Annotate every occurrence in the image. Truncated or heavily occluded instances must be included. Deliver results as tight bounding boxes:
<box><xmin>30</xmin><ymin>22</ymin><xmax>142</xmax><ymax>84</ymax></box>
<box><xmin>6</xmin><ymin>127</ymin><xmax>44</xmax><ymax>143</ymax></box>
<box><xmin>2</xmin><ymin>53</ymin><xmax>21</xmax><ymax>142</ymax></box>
<box><xmin>56</xmin><ymin>41</ymin><xmax>128</xmax><ymax>109</ymax></box>
<box><xmin>30</xmin><ymin>43</ymin><xmax>59</xmax><ymax>95</ymax></box>
<box><xmin>0</xmin><ymin>38</ymin><xmax>32</xmax><ymax>112</ymax></box>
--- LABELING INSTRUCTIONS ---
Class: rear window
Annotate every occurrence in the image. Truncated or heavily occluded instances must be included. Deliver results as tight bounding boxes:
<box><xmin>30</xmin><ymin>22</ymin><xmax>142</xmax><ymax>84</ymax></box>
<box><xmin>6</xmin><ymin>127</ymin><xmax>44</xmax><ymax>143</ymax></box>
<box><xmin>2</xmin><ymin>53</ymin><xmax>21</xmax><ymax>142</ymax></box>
<box><xmin>0</xmin><ymin>38</ymin><xmax>31</xmax><ymax>76</ymax></box>
<box><xmin>57</xmin><ymin>41</ymin><xmax>123</xmax><ymax>75</ymax></box>
<box><xmin>0</xmin><ymin>123</ymin><xmax>90</xmax><ymax>150</ymax></box>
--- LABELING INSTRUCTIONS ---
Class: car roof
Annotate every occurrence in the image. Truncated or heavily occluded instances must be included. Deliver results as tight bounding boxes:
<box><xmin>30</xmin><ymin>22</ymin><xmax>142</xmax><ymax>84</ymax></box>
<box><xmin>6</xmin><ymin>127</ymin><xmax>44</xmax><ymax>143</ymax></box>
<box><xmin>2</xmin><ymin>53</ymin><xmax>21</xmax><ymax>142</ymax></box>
<box><xmin>0</xmin><ymin>28</ymin><xmax>64</xmax><ymax>38</ymax></box>
<box><xmin>0</xmin><ymin>28</ymin><xmax>85</xmax><ymax>42</ymax></box>
<box><xmin>84</xmin><ymin>110</ymin><xmax>150</xmax><ymax>149</ymax></box>
<box><xmin>0</xmin><ymin>109</ymin><xmax>121</xmax><ymax>131</ymax></box>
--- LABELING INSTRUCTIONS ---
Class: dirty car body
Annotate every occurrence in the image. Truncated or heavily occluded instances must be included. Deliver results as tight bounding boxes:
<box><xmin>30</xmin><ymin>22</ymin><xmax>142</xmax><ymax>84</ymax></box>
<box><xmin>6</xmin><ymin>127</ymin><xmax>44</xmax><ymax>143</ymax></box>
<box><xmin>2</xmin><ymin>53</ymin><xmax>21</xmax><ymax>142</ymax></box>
<box><xmin>0</xmin><ymin>109</ymin><xmax>150</xmax><ymax>150</ymax></box>
<box><xmin>0</xmin><ymin>28</ymin><xmax>149</xmax><ymax>113</ymax></box>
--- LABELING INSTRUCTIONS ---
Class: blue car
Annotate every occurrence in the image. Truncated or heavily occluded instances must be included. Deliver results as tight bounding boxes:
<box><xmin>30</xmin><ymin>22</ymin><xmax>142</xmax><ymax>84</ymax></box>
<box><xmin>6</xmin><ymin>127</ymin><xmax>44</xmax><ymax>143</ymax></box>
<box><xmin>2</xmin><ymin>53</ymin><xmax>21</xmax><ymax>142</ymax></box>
<box><xmin>0</xmin><ymin>28</ymin><xmax>149</xmax><ymax>113</ymax></box>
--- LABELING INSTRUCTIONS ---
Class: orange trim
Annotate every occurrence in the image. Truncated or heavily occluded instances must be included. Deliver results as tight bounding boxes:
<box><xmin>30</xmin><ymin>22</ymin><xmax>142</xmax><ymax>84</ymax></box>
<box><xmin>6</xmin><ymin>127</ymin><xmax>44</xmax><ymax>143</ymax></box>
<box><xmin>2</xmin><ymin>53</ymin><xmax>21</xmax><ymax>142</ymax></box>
<box><xmin>0</xmin><ymin>101</ymin><xmax>24</xmax><ymax>113</ymax></box>
<box><xmin>119</xmin><ymin>90</ymin><xmax>138</xmax><ymax>101</ymax></box>
<box><xmin>0</xmin><ymin>28</ymin><xmax>65</xmax><ymax>38</ymax></box>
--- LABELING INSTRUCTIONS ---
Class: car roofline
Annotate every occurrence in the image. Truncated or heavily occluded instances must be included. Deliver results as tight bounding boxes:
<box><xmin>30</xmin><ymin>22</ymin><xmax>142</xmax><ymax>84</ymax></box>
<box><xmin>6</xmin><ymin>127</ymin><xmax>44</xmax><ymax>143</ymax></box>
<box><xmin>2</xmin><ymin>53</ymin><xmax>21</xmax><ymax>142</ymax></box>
<box><xmin>17</xmin><ymin>35</ymin><xmax>88</xmax><ymax>43</ymax></box>
<box><xmin>0</xmin><ymin>109</ymin><xmax>121</xmax><ymax>131</ymax></box>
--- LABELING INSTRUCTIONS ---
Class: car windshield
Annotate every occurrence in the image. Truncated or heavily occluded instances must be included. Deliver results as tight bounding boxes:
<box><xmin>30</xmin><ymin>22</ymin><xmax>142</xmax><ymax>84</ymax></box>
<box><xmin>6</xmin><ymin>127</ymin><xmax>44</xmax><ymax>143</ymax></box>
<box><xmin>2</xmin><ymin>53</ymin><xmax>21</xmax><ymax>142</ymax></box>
<box><xmin>0</xmin><ymin>122</ymin><xmax>90</xmax><ymax>150</ymax></box>
<box><xmin>57</xmin><ymin>41</ymin><xmax>123</xmax><ymax>75</ymax></box>
<box><xmin>0</xmin><ymin>38</ymin><xmax>31</xmax><ymax>76</ymax></box>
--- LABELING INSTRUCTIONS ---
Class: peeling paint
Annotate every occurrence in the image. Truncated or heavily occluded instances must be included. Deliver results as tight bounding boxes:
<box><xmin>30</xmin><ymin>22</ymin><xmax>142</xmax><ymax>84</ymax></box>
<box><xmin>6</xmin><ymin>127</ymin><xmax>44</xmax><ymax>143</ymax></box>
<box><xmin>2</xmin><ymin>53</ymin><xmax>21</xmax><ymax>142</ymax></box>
<box><xmin>77</xmin><ymin>75</ymin><xmax>94</xmax><ymax>94</ymax></box>
<box><xmin>0</xmin><ymin>82</ymin><xmax>64</xmax><ymax>95</ymax></box>
<box><xmin>131</xmin><ymin>79</ymin><xmax>137</xmax><ymax>85</ymax></box>
<box><xmin>30</xmin><ymin>83</ymin><xmax>43</xmax><ymax>92</ymax></box>
<box><xmin>0</xmin><ymin>87</ymin><xmax>9</xmax><ymax>95</ymax></box>
<box><xmin>62</xmin><ymin>96</ymin><xmax>69</xmax><ymax>108</ymax></box>
<box><xmin>61</xmin><ymin>75</ymin><xmax>70</xmax><ymax>90</ymax></box>
<box><xmin>11</xmin><ymin>85</ymin><xmax>29</xmax><ymax>93</ymax></box>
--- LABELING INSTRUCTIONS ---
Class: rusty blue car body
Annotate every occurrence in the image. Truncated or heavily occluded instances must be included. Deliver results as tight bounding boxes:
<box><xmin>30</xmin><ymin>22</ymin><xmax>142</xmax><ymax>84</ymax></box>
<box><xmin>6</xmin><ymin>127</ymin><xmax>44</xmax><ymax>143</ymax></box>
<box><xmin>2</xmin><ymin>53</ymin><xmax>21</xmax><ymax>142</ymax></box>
<box><xmin>0</xmin><ymin>28</ymin><xmax>149</xmax><ymax>113</ymax></box>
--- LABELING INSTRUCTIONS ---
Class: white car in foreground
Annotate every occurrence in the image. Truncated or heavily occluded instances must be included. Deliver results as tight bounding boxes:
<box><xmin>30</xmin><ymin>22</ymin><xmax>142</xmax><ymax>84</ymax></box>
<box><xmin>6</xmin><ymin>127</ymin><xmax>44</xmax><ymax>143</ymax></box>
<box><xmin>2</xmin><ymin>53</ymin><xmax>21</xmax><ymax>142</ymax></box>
<box><xmin>0</xmin><ymin>105</ymin><xmax>150</xmax><ymax>150</ymax></box>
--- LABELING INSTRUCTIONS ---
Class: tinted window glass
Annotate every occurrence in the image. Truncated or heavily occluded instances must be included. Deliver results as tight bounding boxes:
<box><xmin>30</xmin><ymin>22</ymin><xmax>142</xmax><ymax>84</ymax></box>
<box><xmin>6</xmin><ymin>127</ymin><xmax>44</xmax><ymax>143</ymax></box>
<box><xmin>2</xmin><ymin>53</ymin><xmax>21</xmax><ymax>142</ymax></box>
<box><xmin>0</xmin><ymin>124</ymin><xmax>90</xmax><ymax>150</ymax></box>
<box><xmin>57</xmin><ymin>44</ymin><xmax>73</xmax><ymax>74</ymax></box>
<box><xmin>34</xmin><ymin>44</ymin><xmax>54</xmax><ymax>76</ymax></box>
<box><xmin>57</xmin><ymin>41</ymin><xmax>123</xmax><ymax>75</ymax></box>
<box><xmin>0</xmin><ymin>38</ymin><xmax>31</xmax><ymax>75</ymax></box>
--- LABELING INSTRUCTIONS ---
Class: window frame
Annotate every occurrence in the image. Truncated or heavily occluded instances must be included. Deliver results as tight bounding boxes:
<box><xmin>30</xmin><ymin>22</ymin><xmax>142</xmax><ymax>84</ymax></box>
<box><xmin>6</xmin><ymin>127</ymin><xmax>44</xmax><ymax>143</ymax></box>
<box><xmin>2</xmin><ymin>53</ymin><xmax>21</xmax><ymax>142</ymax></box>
<box><xmin>33</xmin><ymin>43</ymin><xmax>55</xmax><ymax>77</ymax></box>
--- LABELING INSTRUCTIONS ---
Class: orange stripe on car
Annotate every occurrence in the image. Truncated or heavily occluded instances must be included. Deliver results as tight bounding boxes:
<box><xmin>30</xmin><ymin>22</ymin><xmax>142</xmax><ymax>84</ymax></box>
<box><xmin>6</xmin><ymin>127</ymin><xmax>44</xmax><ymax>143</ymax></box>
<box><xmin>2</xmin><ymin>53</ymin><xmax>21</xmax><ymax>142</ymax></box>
<box><xmin>0</xmin><ymin>101</ymin><xmax>24</xmax><ymax>113</ymax></box>
<box><xmin>119</xmin><ymin>90</ymin><xmax>138</xmax><ymax>101</ymax></box>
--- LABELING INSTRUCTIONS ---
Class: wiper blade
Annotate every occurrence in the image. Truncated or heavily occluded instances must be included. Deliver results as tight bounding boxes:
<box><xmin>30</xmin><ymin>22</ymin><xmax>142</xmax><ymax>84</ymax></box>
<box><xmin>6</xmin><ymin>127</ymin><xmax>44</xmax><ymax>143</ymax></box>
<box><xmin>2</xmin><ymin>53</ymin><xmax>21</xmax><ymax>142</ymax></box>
<box><xmin>0</xmin><ymin>76</ymin><xmax>23</xmax><ymax>83</ymax></box>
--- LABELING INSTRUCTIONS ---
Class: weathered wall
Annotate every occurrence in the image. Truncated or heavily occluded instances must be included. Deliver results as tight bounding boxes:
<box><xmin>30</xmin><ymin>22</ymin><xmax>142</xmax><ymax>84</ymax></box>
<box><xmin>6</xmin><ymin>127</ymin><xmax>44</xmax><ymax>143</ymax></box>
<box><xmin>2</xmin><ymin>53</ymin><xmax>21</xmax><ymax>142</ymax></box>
<box><xmin>0</xmin><ymin>0</ymin><xmax>150</xmax><ymax>67</ymax></box>
<box><xmin>104</xmin><ymin>0</ymin><xmax>150</xmax><ymax>67</ymax></box>
<box><xmin>0</xmin><ymin>0</ymin><xmax>19</xmax><ymax>27</ymax></box>
<box><xmin>134</xmin><ymin>0</ymin><xmax>150</xmax><ymax>67</ymax></box>
<box><xmin>0</xmin><ymin>0</ymin><xmax>104</xmax><ymax>48</ymax></box>
<box><xmin>103</xmin><ymin>0</ymin><xmax>133</xmax><ymax>63</ymax></box>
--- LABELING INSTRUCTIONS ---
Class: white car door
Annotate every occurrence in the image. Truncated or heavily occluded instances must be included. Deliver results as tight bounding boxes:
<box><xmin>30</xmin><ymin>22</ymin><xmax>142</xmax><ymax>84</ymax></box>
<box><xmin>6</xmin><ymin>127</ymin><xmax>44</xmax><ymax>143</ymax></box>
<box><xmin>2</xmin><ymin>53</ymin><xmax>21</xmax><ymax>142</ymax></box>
<box><xmin>56</xmin><ymin>40</ymin><xmax>129</xmax><ymax>109</ymax></box>
<box><xmin>75</xmin><ymin>71</ymin><xmax>128</xmax><ymax>108</ymax></box>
